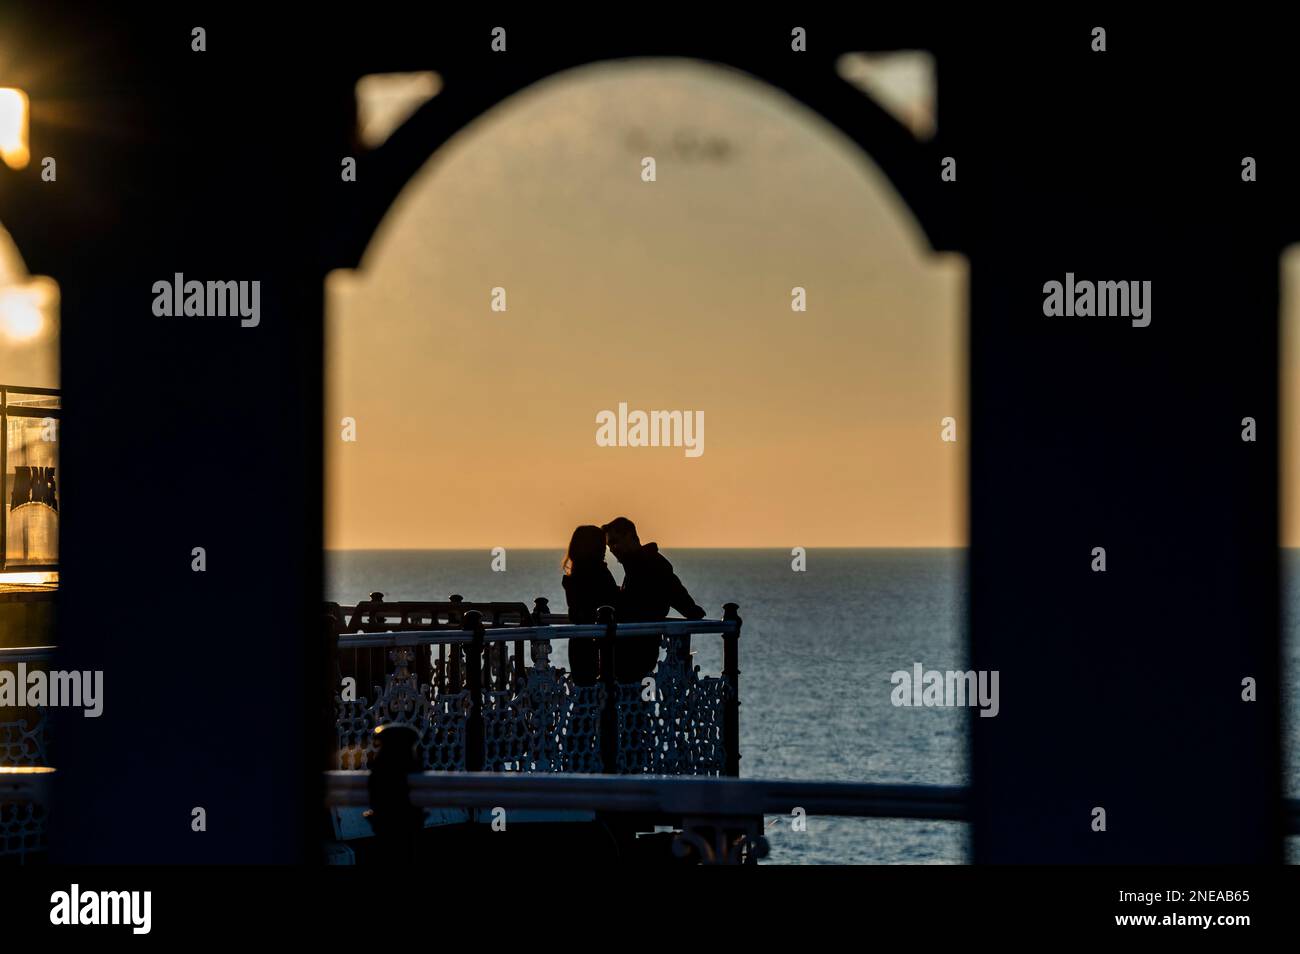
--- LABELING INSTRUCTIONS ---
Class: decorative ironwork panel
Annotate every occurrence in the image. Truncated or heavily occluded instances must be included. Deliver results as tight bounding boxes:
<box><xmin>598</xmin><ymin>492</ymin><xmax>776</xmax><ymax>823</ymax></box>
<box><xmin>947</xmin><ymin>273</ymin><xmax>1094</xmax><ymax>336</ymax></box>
<box><xmin>682</xmin><ymin>675</ymin><xmax>729</xmax><ymax>774</ymax></box>
<box><xmin>0</xmin><ymin>709</ymin><xmax>46</xmax><ymax>766</ymax></box>
<box><xmin>483</xmin><ymin>688</ymin><xmax>527</xmax><ymax>770</ymax></box>
<box><xmin>336</xmin><ymin>648</ymin><xmax>468</xmax><ymax>772</ymax></box>
<box><xmin>617</xmin><ymin>636</ymin><xmax>730</xmax><ymax>775</ymax></box>
<box><xmin>489</xmin><ymin>669</ymin><xmax>608</xmax><ymax>774</ymax></box>
<box><xmin>0</xmin><ymin>800</ymin><xmax>46</xmax><ymax>861</ymax></box>
<box><xmin>557</xmin><ymin>682</ymin><xmax>605</xmax><ymax>774</ymax></box>
<box><xmin>333</xmin><ymin>635</ymin><xmax>729</xmax><ymax>777</ymax></box>
<box><xmin>0</xmin><ymin>707</ymin><xmax>48</xmax><ymax>860</ymax></box>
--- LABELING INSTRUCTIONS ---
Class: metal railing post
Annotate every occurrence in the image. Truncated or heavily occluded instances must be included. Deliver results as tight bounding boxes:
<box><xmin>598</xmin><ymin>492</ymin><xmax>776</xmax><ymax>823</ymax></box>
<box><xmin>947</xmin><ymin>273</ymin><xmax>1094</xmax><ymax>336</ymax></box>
<box><xmin>722</xmin><ymin>603</ymin><xmax>742</xmax><ymax>777</ymax></box>
<box><xmin>448</xmin><ymin>594</ymin><xmax>465</xmax><ymax>692</ymax></box>
<box><xmin>531</xmin><ymin>597</ymin><xmax>551</xmax><ymax>672</ymax></box>
<box><xmin>362</xmin><ymin>591</ymin><xmax>384</xmax><ymax>697</ymax></box>
<box><xmin>464</xmin><ymin>611</ymin><xmax>485</xmax><ymax>772</ymax></box>
<box><xmin>323</xmin><ymin>609</ymin><xmax>342</xmax><ymax>770</ymax></box>
<box><xmin>365</xmin><ymin>722</ymin><xmax>422</xmax><ymax>864</ymax></box>
<box><xmin>598</xmin><ymin>605</ymin><xmax>618</xmax><ymax>774</ymax></box>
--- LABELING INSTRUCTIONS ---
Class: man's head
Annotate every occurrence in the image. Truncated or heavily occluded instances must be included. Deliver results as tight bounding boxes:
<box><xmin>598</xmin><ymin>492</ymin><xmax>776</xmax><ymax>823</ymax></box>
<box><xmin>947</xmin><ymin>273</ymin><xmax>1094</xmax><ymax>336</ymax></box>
<box><xmin>602</xmin><ymin>516</ymin><xmax>640</xmax><ymax>561</ymax></box>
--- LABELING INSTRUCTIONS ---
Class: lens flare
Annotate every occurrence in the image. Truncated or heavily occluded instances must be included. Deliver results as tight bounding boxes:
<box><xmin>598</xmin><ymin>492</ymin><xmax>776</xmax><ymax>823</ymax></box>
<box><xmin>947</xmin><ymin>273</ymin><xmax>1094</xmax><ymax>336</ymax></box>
<box><xmin>0</xmin><ymin>88</ymin><xmax>30</xmax><ymax>170</ymax></box>
<box><xmin>0</xmin><ymin>287</ymin><xmax>44</xmax><ymax>340</ymax></box>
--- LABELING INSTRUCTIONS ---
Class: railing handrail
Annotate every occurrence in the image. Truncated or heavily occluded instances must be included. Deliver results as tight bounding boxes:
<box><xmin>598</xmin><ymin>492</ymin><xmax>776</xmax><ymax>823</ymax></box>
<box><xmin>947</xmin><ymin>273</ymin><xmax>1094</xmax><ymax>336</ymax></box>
<box><xmin>325</xmin><ymin>769</ymin><xmax>969</xmax><ymax>820</ymax></box>
<box><xmin>0</xmin><ymin>645</ymin><xmax>56</xmax><ymax>662</ymax></box>
<box><xmin>0</xmin><ymin>384</ymin><xmax>61</xmax><ymax>396</ymax></box>
<box><xmin>324</xmin><ymin>769</ymin><xmax>1300</xmax><ymax>834</ymax></box>
<box><xmin>329</xmin><ymin>597</ymin><xmax>533</xmax><ymax>634</ymax></box>
<box><xmin>337</xmin><ymin>617</ymin><xmax>739</xmax><ymax>649</ymax></box>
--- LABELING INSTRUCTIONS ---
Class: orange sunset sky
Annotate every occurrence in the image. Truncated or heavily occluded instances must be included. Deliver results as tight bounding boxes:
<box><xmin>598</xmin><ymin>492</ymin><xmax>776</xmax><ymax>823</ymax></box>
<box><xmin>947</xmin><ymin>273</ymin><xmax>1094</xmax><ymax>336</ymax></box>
<box><xmin>326</xmin><ymin>58</ymin><xmax>967</xmax><ymax>549</ymax></box>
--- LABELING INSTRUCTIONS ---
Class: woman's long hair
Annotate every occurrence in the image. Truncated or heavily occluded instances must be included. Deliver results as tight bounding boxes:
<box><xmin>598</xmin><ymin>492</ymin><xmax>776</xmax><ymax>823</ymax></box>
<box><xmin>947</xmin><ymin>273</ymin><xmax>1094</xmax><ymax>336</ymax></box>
<box><xmin>563</xmin><ymin>524</ymin><xmax>607</xmax><ymax>575</ymax></box>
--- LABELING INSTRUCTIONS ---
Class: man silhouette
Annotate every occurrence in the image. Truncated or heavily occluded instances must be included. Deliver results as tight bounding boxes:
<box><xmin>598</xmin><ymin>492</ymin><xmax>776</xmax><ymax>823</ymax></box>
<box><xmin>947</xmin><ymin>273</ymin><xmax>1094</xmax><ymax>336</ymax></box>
<box><xmin>602</xmin><ymin>516</ymin><xmax>706</xmax><ymax>681</ymax></box>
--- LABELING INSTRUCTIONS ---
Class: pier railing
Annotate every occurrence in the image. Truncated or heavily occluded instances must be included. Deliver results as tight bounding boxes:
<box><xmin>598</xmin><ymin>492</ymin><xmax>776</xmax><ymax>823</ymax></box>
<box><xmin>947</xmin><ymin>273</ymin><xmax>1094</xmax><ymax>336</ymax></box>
<box><xmin>329</xmin><ymin>770</ymin><xmax>967</xmax><ymax>864</ymax></box>
<box><xmin>325</xmin><ymin>595</ymin><xmax>741</xmax><ymax>777</ymax></box>
<box><xmin>0</xmin><ymin>644</ymin><xmax>53</xmax><ymax>861</ymax></box>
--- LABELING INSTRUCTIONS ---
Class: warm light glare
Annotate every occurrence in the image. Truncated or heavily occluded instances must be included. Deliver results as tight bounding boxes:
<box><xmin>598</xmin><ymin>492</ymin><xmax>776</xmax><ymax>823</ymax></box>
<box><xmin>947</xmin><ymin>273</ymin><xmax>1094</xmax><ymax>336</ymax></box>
<box><xmin>0</xmin><ymin>571</ymin><xmax>57</xmax><ymax>585</ymax></box>
<box><xmin>0</xmin><ymin>286</ymin><xmax>44</xmax><ymax>341</ymax></box>
<box><xmin>0</xmin><ymin>88</ymin><xmax>30</xmax><ymax>169</ymax></box>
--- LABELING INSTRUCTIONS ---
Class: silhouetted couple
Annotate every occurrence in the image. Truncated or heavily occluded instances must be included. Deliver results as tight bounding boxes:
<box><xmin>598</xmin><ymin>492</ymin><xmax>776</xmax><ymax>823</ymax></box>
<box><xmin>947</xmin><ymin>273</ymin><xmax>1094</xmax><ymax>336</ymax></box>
<box><xmin>562</xmin><ymin>517</ymin><xmax>706</xmax><ymax>686</ymax></box>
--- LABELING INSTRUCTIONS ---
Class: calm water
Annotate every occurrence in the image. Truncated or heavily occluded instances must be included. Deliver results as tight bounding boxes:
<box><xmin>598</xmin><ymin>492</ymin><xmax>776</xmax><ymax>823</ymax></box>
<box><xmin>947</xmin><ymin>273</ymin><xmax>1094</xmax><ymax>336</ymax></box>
<box><xmin>328</xmin><ymin>547</ymin><xmax>969</xmax><ymax>864</ymax></box>
<box><xmin>328</xmin><ymin>547</ymin><xmax>1300</xmax><ymax>864</ymax></box>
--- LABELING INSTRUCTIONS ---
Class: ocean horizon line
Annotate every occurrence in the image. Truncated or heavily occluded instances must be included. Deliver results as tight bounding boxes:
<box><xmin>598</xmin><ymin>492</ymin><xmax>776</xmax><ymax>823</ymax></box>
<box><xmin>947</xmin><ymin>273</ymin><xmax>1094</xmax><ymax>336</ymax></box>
<box><xmin>326</xmin><ymin>545</ymin><xmax>970</xmax><ymax>552</ymax></box>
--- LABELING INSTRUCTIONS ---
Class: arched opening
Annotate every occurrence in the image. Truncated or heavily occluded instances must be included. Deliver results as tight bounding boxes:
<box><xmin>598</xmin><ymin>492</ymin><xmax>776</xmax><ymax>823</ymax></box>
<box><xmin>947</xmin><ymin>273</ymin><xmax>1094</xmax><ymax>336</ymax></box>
<box><xmin>326</xmin><ymin>57</ymin><xmax>968</xmax><ymax>863</ymax></box>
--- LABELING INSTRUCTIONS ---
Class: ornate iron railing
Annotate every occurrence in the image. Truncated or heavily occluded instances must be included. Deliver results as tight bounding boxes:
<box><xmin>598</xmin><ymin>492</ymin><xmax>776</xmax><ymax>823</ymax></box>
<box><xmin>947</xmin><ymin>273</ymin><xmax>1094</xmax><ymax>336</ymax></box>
<box><xmin>326</xmin><ymin>595</ymin><xmax>742</xmax><ymax>778</ymax></box>
<box><xmin>0</xmin><ymin>644</ymin><xmax>53</xmax><ymax>861</ymax></box>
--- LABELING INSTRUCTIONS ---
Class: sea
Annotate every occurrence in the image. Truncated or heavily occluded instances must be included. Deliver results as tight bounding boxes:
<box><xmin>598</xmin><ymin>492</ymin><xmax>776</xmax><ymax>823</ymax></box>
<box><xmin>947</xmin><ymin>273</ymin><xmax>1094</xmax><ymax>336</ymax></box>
<box><xmin>328</xmin><ymin>547</ymin><xmax>1300</xmax><ymax>864</ymax></box>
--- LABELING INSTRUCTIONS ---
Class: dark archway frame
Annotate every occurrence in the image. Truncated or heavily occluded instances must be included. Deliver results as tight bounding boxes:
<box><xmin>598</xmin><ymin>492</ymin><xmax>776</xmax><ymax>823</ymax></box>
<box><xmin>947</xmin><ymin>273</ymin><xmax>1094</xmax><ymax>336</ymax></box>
<box><xmin>0</xmin><ymin>13</ymin><xmax>1278</xmax><ymax>866</ymax></box>
<box><xmin>327</xmin><ymin>50</ymin><xmax>963</xmax><ymax>273</ymax></box>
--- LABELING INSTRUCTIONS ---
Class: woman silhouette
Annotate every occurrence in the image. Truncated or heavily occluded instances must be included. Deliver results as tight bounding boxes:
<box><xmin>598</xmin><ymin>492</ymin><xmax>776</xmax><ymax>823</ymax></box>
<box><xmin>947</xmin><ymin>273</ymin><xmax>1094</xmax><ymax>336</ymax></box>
<box><xmin>561</xmin><ymin>524</ymin><xmax>620</xmax><ymax>686</ymax></box>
